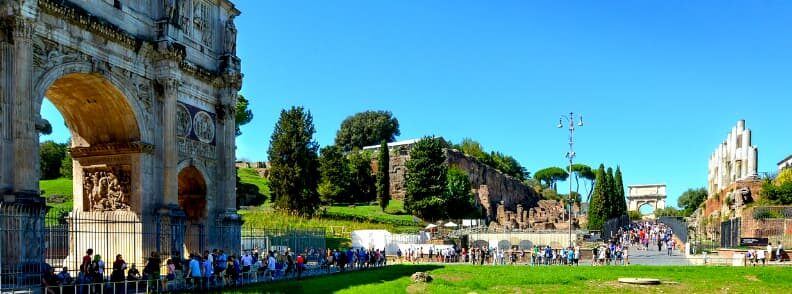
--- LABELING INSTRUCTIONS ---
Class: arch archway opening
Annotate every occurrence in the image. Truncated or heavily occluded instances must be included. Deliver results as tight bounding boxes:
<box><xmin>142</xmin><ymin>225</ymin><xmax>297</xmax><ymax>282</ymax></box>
<box><xmin>39</xmin><ymin>72</ymin><xmax>142</xmax><ymax>213</ymax></box>
<box><xmin>178</xmin><ymin>166</ymin><xmax>208</xmax><ymax>221</ymax></box>
<box><xmin>638</xmin><ymin>202</ymin><xmax>655</xmax><ymax>215</ymax></box>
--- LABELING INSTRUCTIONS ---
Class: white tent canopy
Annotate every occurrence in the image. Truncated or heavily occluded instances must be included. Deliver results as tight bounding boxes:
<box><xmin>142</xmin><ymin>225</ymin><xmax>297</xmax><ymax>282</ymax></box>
<box><xmin>444</xmin><ymin>222</ymin><xmax>458</xmax><ymax>228</ymax></box>
<box><xmin>425</xmin><ymin>224</ymin><xmax>438</xmax><ymax>229</ymax></box>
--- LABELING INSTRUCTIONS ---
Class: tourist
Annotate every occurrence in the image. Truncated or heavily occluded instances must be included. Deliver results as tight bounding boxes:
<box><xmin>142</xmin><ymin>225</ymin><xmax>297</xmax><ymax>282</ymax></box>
<box><xmin>757</xmin><ymin>248</ymin><xmax>766</xmax><ymax>265</ymax></box>
<box><xmin>110</xmin><ymin>253</ymin><xmax>127</xmax><ymax>291</ymax></box>
<box><xmin>296</xmin><ymin>253</ymin><xmax>305</xmax><ymax>279</ymax></box>
<box><xmin>57</xmin><ymin>267</ymin><xmax>73</xmax><ymax>285</ymax></box>
<box><xmin>165</xmin><ymin>259</ymin><xmax>176</xmax><ymax>289</ymax></box>
<box><xmin>767</xmin><ymin>243</ymin><xmax>773</xmax><ymax>262</ymax></box>
<box><xmin>203</xmin><ymin>253</ymin><xmax>215</xmax><ymax>288</ymax></box>
<box><xmin>746</xmin><ymin>249</ymin><xmax>754</xmax><ymax>266</ymax></box>
<box><xmin>776</xmin><ymin>242</ymin><xmax>784</xmax><ymax>262</ymax></box>
<box><xmin>187</xmin><ymin>254</ymin><xmax>203</xmax><ymax>290</ymax></box>
<box><xmin>266</xmin><ymin>252</ymin><xmax>277</xmax><ymax>280</ymax></box>
<box><xmin>143</xmin><ymin>252</ymin><xmax>161</xmax><ymax>290</ymax></box>
<box><xmin>241</xmin><ymin>251</ymin><xmax>253</xmax><ymax>274</ymax></box>
<box><xmin>41</xmin><ymin>265</ymin><xmax>59</xmax><ymax>294</ymax></box>
<box><xmin>397</xmin><ymin>248</ymin><xmax>402</xmax><ymax>263</ymax></box>
<box><xmin>126</xmin><ymin>264</ymin><xmax>141</xmax><ymax>281</ymax></box>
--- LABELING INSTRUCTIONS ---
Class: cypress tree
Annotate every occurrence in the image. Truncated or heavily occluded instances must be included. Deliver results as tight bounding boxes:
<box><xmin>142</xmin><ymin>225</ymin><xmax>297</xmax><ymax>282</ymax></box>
<box><xmin>377</xmin><ymin>140</ymin><xmax>391</xmax><ymax>211</ymax></box>
<box><xmin>606</xmin><ymin>167</ymin><xmax>615</xmax><ymax>219</ymax></box>
<box><xmin>404</xmin><ymin>137</ymin><xmax>448</xmax><ymax>220</ymax></box>
<box><xmin>614</xmin><ymin>166</ymin><xmax>626</xmax><ymax>217</ymax></box>
<box><xmin>587</xmin><ymin>164</ymin><xmax>607</xmax><ymax>230</ymax></box>
<box><xmin>268</xmin><ymin>106</ymin><xmax>320</xmax><ymax>216</ymax></box>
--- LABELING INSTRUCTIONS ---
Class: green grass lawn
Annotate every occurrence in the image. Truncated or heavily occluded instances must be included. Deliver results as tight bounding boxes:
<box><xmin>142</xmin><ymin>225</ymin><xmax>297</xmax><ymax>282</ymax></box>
<box><xmin>323</xmin><ymin>200</ymin><xmax>419</xmax><ymax>227</ymax></box>
<box><xmin>238</xmin><ymin>167</ymin><xmax>271</xmax><ymax>198</ymax></box>
<box><xmin>40</xmin><ymin>178</ymin><xmax>74</xmax><ymax>215</ymax></box>
<box><xmin>228</xmin><ymin>264</ymin><xmax>792</xmax><ymax>293</ymax></box>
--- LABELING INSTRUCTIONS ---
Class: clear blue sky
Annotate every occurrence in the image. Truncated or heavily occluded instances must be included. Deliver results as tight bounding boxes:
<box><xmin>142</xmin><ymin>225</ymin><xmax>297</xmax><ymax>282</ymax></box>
<box><xmin>41</xmin><ymin>0</ymin><xmax>792</xmax><ymax>209</ymax></box>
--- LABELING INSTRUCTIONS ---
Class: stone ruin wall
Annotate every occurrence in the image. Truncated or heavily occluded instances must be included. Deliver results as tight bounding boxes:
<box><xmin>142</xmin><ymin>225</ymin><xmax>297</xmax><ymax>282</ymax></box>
<box><xmin>380</xmin><ymin>148</ymin><xmax>576</xmax><ymax>229</ymax></box>
<box><xmin>443</xmin><ymin>149</ymin><xmax>541</xmax><ymax>221</ymax></box>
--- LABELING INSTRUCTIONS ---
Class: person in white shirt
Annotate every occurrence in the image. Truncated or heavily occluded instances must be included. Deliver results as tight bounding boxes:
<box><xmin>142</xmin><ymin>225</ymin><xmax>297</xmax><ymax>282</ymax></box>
<box><xmin>767</xmin><ymin>243</ymin><xmax>773</xmax><ymax>262</ymax></box>
<box><xmin>757</xmin><ymin>247</ymin><xmax>766</xmax><ymax>265</ymax></box>
<box><xmin>241</xmin><ymin>252</ymin><xmax>253</xmax><ymax>273</ymax></box>
<box><xmin>265</xmin><ymin>253</ymin><xmax>276</xmax><ymax>280</ymax></box>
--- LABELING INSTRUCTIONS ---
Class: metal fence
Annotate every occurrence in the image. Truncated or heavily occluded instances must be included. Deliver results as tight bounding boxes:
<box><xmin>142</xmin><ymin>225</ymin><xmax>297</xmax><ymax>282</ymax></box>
<box><xmin>240</xmin><ymin>226</ymin><xmax>326</xmax><ymax>262</ymax></box>
<box><xmin>720</xmin><ymin>218</ymin><xmax>741</xmax><ymax>248</ymax></box>
<box><xmin>658</xmin><ymin>216</ymin><xmax>688</xmax><ymax>243</ymax></box>
<box><xmin>1</xmin><ymin>205</ymin><xmax>326</xmax><ymax>292</ymax></box>
<box><xmin>602</xmin><ymin>215</ymin><xmax>630</xmax><ymax>241</ymax></box>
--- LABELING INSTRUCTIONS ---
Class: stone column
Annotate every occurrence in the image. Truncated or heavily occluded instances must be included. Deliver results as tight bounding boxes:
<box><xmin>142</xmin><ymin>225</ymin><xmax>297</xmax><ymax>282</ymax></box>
<box><xmin>160</xmin><ymin>78</ymin><xmax>180</xmax><ymax>206</ymax></box>
<box><xmin>10</xmin><ymin>17</ymin><xmax>41</xmax><ymax>200</ymax></box>
<box><xmin>0</xmin><ymin>20</ymin><xmax>12</xmax><ymax>195</ymax></box>
<box><xmin>218</xmin><ymin>57</ymin><xmax>242</xmax><ymax>214</ymax></box>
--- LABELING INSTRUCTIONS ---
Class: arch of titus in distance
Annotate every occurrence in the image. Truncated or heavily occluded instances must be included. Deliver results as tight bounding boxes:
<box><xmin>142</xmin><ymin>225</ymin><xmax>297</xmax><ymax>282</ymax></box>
<box><xmin>0</xmin><ymin>0</ymin><xmax>242</xmax><ymax>261</ymax></box>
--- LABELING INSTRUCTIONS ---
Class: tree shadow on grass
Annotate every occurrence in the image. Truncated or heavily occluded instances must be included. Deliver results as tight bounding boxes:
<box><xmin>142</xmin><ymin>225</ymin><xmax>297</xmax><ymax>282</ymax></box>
<box><xmin>225</xmin><ymin>264</ymin><xmax>444</xmax><ymax>294</ymax></box>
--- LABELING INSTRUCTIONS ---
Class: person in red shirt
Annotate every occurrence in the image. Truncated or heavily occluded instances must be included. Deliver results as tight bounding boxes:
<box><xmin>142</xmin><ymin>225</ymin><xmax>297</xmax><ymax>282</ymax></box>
<box><xmin>296</xmin><ymin>254</ymin><xmax>305</xmax><ymax>279</ymax></box>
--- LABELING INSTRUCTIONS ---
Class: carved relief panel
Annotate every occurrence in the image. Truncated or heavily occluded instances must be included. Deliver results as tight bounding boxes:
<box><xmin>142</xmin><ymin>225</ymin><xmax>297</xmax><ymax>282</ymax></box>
<box><xmin>83</xmin><ymin>165</ymin><xmax>132</xmax><ymax>212</ymax></box>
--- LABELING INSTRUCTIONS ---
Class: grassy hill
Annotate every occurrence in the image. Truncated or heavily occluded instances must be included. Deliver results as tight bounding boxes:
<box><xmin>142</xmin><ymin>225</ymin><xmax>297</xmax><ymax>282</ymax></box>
<box><xmin>37</xmin><ymin>167</ymin><xmax>423</xmax><ymax>248</ymax></box>
<box><xmin>40</xmin><ymin>178</ymin><xmax>73</xmax><ymax>214</ymax></box>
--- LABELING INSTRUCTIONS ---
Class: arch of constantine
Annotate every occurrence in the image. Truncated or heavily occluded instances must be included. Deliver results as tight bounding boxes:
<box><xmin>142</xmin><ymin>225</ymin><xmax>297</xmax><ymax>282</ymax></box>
<box><xmin>0</xmin><ymin>0</ymin><xmax>242</xmax><ymax>271</ymax></box>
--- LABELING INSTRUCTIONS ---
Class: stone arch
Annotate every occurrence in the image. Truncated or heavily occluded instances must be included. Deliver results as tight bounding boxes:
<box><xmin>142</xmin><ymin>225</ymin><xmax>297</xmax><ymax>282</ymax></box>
<box><xmin>34</xmin><ymin>63</ymin><xmax>152</xmax><ymax>213</ymax></box>
<box><xmin>497</xmin><ymin>240</ymin><xmax>511</xmax><ymax>250</ymax></box>
<box><xmin>178</xmin><ymin>165</ymin><xmax>208</xmax><ymax>221</ymax></box>
<box><xmin>638</xmin><ymin>202</ymin><xmax>656</xmax><ymax>215</ymax></box>
<box><xmin>33</xmin><ymin>61</ymin><xmax>153</xmax><ymax>145</ymax></box>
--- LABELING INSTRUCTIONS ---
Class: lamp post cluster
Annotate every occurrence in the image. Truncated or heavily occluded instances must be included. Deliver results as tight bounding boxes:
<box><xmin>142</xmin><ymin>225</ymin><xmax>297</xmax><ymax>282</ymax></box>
<box><xmin>558</xmin><ymin>112</ymin><xmax>583</xmax><ymax>247</ymax></box>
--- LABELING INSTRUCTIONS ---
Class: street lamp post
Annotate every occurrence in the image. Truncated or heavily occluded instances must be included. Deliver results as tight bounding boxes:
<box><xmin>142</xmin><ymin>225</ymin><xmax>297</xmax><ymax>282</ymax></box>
<box><xmin>558</xmin><ymin>112</ymin><xmax>583</xmax><ymax>247</ymax></box>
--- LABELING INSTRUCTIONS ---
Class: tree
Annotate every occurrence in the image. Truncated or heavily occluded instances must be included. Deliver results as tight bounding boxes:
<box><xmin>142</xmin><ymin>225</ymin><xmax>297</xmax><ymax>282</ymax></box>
<box><xmin>267</xmin><ymin>106</ymin><xmax>320</xmax><ymax>216</ymax></box>
<box><xmin>628</xmin><ymin>210</ymin><xmax>642</xmax><ymax>221</ymax></box>
<box><xmin>335</xmin><ymin>110</ymin><xmax>400</xmax><ymax>151</ymax></box>
<box><xmin>60</xmin><ymin>151</ymin><xmax>73</xmax><ymax>178</ymax></box>
<box><xmin>604</xmin><ymin>167</ymin><xmax>616</xmax><ymax>219</ymax></box>
<box><xmin>40</xmin><ymin>140</ymin><xmax>66</xmax><ymax>180</ymax></box>
<box><xmin>655</xmin><ymin>207</ymin><xmax>681</xmax><ymax>217</ymax></box>
<box><xmin>614</xmin><ymin>166</ymin><xmax>627</xmax><ymax>217</ymax></box>
<box><xmin>533</xmin><ymin>167</ymin><xmax>569</xmax><ymax>191</ymax></box>
<box><xmin>773</xmin><ymin>168</ymin><xmax>792</xmax><ymax>186</ymax></box>
<box><xmin>376</xmin><ymin>140</ymin><xmax>391</xmax><ymax>211</ymax></box>
<box><xmin>568</xmin><ymin>164</ymin><xmax>595</xmax><ymax>200</ymax></box>
<box><xmin>404</xmin><ymin>136</ymin><xmax>448</xmax><ymax>220</ymax></box>
<box><xmin>587</xmin><ymin>164</ymin><xmax>607</xmax><ymax>230</ymax></box>
<box><xmin>677</xmin><ymin>187</ymin><xmax>707</xmax><ymax>216</ymax></box>
<box><xmin>458</xmin><ymin>138</ymin><xmax>487</xmax><ymax>161</ymax></box>
<box><xmin>761</xmin><ymin>180</ymin><xmax>792</xmax><ymax>205</ymax></box>
<box><xmin>318</xmin><ymin>145</ymin><xmax>349</xmax><ymax>204</ymax></box>
<box><xmin>235</xmin><ymin>94</ymin><xmax>254</xmax><ymax>136</ymax></box>
<box><xmin>347</xmin><ymin>150</ymin><xmax>375</xmax><ymax>203</ymax></box>
<box><xmin>445</xmin><ymin>167</ymin><xmax>476</xmax><ymax>219</ymax></box>
<box><xmin>489</xmin><ymin>152</ymin><xmax>527</xmax><ymax>181</ymax></box>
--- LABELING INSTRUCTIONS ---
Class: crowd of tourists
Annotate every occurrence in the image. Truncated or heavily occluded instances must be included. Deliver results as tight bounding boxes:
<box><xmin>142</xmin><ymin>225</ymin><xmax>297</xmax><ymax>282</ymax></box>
<box><xmin>39</xmin><ymin>246</ymin><xmax>388</xmax><ymax>293</ymax></box>
<box><xmin>319</xmin><ymin>248</ymin><xmax>387</xmax><ymax>272</ymax></box>
<box><xmin>394</xmin><ymin>245</ymin><xmax>583</xmax><ymax>266</ymax></box>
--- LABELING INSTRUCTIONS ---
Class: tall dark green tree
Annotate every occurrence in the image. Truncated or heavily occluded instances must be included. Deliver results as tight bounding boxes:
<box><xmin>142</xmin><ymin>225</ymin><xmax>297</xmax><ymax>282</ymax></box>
<box><xmin>347</xmin><ymin>150</ymin><xmax>375</xmax><ymax>203</ymax></box>
<box><xmin>445</xmin><ymin>166</ymin><xmax>476</xmax><ymax>219</ymax></box>
<box><xmin>335</xmin><ymin>110</ymin><xmax>400</xmax><ymax>151</ymax></box>
<box><xmin>267</xmin><ymin>106</ymin><xmax>320</xmax><ymax>216</ymax></box>
<box><xmin>404</xmin><ymin>137</ymin><xmax>448</xmax><ymax>220</ymax></box>
<box><xmin>605</xmin><ymin>167</ymin><xmax>616</xmax><ymax>219</ymax></box>
<box><xmin>235</xmin><ymin>94</ymin><xmax>254</xmax><ymax>136</ymax></box>
<box><xmin>376</xmin><ymin>140</ymin><xmax>391</xmax><ymax>211</ymax></box>
<box><xmin>318</xmin><ymin>145</ymin><xmax>349</xmax><ymax>204</ymax></box>
<box><xmin>60</xmin><ymin>151</ymin><xmax>73</xmax><ymax>178</ymax></box>
<box><xmin>587</xmin><ymin>164</ymin><xmax>607</xmax><ymax>230</ymax></box>
<box><xmin>40</xmin><ymin>140</ymin><xmax>66</xmax><ymax>180</ymax></box>
<box><xmin>614</xmin><ymin>166</ymin><xmax>627</xmax><ymax>217</ymax></box>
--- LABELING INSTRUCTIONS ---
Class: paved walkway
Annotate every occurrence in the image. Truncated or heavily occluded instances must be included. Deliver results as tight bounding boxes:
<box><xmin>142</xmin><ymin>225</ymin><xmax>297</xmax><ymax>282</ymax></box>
<box><xmin>627</xmin><ymin>246</ymin><xmax>690</xmax><ymax>266</ymax></box>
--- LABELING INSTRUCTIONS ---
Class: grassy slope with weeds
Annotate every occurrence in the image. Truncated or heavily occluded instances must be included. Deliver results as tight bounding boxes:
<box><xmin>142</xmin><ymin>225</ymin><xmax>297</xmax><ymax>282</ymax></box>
<box><xmin>229</xmin><ymin>264</ymin><xmax>792</xmax><ymax>294</ymax></box>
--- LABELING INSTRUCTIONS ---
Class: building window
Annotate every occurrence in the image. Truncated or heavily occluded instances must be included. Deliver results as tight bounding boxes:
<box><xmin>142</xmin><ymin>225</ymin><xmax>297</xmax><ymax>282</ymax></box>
<box><xmin>114</xmin><ymin>0</ymin><xmax>122</xmax><ymax>9</ymax></box>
